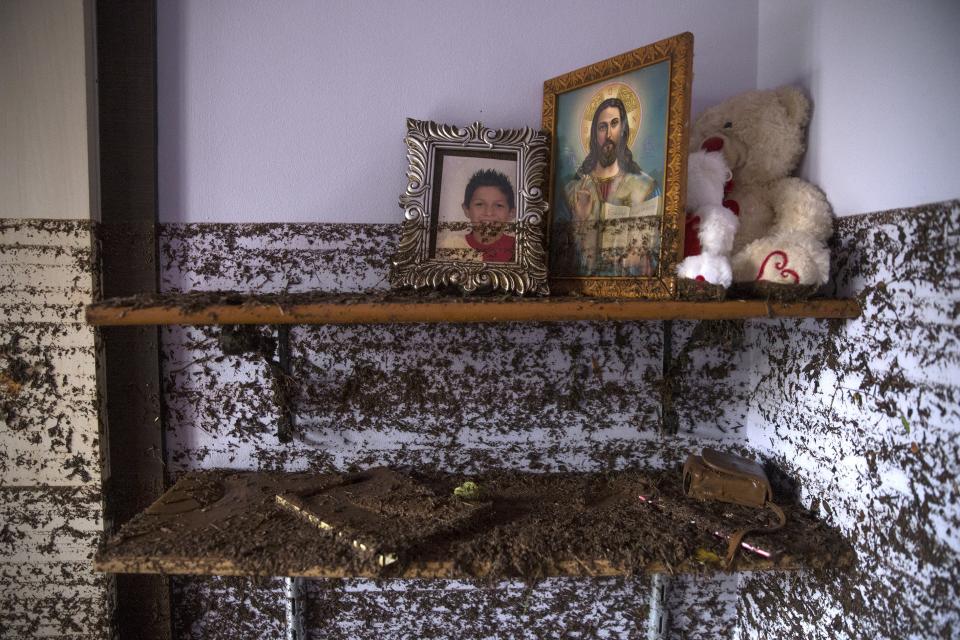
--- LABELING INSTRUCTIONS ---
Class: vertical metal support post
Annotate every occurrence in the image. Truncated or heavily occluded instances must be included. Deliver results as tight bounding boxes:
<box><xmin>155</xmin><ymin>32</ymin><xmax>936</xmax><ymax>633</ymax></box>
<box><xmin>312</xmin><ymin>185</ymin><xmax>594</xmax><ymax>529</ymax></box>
<box><xmin>646</xmin><ymin>573</ymin><xmax>672</xmax><ymax>640</ymax></box>
<box><xmin>95</xmin><ymin>0</ymin><xmax>171</xmax><ymax>637</ymax></box>
<box><xmin>660</xmin><ymin>320</ymin><xmax>679</xmax><ymax>435</ymax></box>
<box><xmin>284</xmin><ymin>577</ymin><xmax>306</xmax><ymax>640</ymax></box>
<box><xmin>277</xmin><ymin>328</ymin><xmax>301</xmax><ymax>635</ymax></box>
<box><xmin>276</xmin><ymin>325</ymin><xmax>296</xmax><ymax>442</ymax></box>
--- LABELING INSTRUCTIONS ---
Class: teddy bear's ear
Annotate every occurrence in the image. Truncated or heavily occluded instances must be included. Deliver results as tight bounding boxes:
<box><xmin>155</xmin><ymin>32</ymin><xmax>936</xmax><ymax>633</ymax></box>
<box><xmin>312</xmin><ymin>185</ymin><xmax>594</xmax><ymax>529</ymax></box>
<box><xmin>776</xmin><ymin>86</ymin><xmax>811</xmax><ymax>128</ymax></box>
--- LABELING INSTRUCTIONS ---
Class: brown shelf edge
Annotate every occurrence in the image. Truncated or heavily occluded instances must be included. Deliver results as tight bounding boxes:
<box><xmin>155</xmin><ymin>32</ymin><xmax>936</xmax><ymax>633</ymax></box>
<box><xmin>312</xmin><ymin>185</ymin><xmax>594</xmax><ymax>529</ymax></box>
<box><xmin>93</xmin><ymin>553</ymin><xmax>789</xmax><ymax>579</ymax></box>
<box><xmin>86</xmin><ymin>298</ymin><xmax>861</xmax><ymax>326</ymax></box>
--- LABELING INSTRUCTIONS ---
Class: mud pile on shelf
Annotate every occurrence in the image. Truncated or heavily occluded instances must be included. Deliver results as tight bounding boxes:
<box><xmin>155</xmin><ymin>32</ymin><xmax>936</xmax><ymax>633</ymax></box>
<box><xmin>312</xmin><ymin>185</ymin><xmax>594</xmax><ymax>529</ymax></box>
<box><xmin>98</xmin><ymin>468</ymin><xmax>853</xmax><ymax>580</ymax></box>
<box><xmin>276</xmin><ymin>467</ymin><xmax>488</xmax><ymax>566</ymax></box>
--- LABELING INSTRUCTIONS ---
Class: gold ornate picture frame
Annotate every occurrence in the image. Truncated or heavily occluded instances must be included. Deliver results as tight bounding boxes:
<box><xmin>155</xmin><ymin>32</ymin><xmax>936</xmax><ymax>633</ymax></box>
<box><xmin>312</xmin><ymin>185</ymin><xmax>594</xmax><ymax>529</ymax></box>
<box><xmin>390</xmin><ymin>119</ymin><xmax>550</xmax><ymax>295</ymax></box>
<box><xmin>542</xmin><ymin>32</ymin><xmax>693</xmax><ymax>298</ymax></box>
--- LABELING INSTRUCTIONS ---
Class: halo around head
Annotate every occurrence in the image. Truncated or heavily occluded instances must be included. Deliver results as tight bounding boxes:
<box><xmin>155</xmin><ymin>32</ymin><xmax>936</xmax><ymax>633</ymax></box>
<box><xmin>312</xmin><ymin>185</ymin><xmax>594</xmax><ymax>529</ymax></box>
<box><xmin>579</xmin><ymin>83</ymin><xmax>643</xmax><ymax>156</ymax></box>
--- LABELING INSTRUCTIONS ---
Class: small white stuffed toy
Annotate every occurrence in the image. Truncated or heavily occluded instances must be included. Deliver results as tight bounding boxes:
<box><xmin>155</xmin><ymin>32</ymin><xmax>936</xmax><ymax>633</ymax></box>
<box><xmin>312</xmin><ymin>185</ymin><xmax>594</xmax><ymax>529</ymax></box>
<box><xmin>677</xmin><ymin>150</ymin><xmax>739</xmax><ymax>287</ymax></box>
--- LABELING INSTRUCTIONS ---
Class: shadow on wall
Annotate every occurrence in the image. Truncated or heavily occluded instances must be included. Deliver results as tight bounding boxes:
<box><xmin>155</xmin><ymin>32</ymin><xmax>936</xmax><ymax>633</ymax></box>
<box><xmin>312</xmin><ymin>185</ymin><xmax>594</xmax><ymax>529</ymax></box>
<box><xmin>157</xmin><ymin>0</ymin><xmax>185</xmax><ymax>221</ymax></box>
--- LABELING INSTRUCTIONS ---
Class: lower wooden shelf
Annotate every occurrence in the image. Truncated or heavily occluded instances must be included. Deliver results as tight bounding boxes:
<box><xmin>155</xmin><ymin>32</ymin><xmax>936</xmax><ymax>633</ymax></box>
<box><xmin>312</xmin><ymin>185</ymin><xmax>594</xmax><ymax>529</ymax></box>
<box><xmin>95</xmin><ymin>469</ymin><xmax>854</xmax><ymax>579</ymax></box>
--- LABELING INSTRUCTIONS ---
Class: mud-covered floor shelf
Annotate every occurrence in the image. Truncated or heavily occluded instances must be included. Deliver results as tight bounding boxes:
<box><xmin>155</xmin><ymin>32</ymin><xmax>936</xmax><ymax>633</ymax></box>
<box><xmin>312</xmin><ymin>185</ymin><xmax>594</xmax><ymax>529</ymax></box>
<box><xmin>95</xmin><ymin>468</ymin><xmax>853</xmax><ymax>579</ymax></box>
<box><xmin>86</xmin><ymin>291</ymin><xmax>861</xmax><ymax>326</ymax></box>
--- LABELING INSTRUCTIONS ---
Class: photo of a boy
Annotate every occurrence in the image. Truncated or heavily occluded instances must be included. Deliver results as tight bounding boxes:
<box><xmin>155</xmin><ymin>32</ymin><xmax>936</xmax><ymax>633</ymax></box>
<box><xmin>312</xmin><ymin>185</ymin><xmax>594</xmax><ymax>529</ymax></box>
<box><xmin>460</xmin><ymin>169</ymin><xmax>516</xmax><ymax>263</ymax></box>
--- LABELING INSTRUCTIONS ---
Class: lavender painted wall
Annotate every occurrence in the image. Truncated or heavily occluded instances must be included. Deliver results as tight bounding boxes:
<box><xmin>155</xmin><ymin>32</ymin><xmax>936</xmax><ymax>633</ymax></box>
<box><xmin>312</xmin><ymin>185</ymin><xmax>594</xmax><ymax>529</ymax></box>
<box><xmin>757</xmin><ymin>0</ymin><xmax>960</xmax><ymax>216</ymax></box>
<box><xmin>157</xmin><ymin>0</ymin><xmax>759</xmax><ymax>224</ymax></box>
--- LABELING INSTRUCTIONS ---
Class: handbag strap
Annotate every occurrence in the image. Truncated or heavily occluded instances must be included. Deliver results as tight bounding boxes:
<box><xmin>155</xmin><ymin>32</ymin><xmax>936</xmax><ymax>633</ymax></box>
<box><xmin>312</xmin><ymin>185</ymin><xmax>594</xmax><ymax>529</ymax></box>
<box><xmin>724</xmin><ymin>501</ymin><xmax>786</xmax><ymax>568</ymax></box>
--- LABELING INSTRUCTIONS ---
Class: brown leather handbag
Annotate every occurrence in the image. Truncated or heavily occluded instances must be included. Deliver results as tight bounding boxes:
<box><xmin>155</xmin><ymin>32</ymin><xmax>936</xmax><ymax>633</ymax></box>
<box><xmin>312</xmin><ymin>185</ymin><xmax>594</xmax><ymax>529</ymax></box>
<box><xmin>683</xmin><ymin>448</ymin><xmax>786</xmax><ymax>567</ymax></box>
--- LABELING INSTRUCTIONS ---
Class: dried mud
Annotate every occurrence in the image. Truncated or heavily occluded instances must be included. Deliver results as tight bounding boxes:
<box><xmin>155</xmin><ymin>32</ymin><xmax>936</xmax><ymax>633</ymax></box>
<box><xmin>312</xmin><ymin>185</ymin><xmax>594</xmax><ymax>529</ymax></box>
<box><xmin>1</xmin><ymin>219</ymin><xmax>107</xmax><ymax>637</ymax></box>
<box><xmin>6</xmin><ymin>200</ymin><xmax>952</xmax><ymax>638</ymax></box>
<box><xmin>147</xmin><ymin>219</ymin><xmax>785</xmax><ymax>637</ymax></box>
<box><xmin>302</xmin><ymin>577</ymin><xmax>650</xmax><ymax>639</ymax></box>
<box><xmin>171</xmin><ymin>575</ymin><xmax>286</xmax><ymax>640</ymax></box>
<box><xmin>99</xmin><ymin>468</ymin><xmax>850</xmax><ymax>581</ymax></box>
<box><xmin>727</xmin><ymin>281</ymin><xmax>819</xmax><ymax>301</ymax></box>
<box><xmin>677</xmin><ymin>277</ymin><xmax>727</xmax><ymax>301</ymax></box>
<box><xmin>689</xmin><ymin>200</ymin><xmax>960</xmax><ymax>639</ymax></box>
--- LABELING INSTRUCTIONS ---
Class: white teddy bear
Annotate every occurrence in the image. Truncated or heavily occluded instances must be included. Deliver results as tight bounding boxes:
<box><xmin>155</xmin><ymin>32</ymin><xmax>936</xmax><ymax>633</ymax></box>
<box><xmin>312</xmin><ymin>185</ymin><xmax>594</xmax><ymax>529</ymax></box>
<box><xmin>687</xmin><ymin>87</ymin><xmax>833</xmax><ymax>297</ymax></box>
<box><xmin>676</xmin><ymin>150</ymin><xmax>739</xmax><ymax>288</ymax></box>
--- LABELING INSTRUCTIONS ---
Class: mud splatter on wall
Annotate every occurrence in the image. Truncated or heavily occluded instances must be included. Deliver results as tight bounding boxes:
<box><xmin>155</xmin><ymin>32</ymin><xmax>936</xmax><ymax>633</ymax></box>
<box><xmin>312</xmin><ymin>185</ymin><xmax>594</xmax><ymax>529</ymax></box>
<box><xmin>172</xmin><ymin>576</ymin><xmax>286</xmax><ymax>639</ymax></box>
<box><xmin>735</xmin><ymin>201</ymin><xmax>960</xmax><ymax>638</ymax></box>
<box><xmin>303</xmin><ymin>578</ymin><xmax>649</xmax><ymax>639</ymax></box>
<box><xmin>670</xmin><ymin>201</ymin><xmax>960</xmax><ymax>638</ymax></box>
<box><xmin>159</xmin><ymin>222</ymin><xmax>723</xmax><ymax>479</ymax></box>
<box><xmin>0</xmin><ymin>220</ymin><xmax>109</xmax><ymax>638</ymax></box>
<box><xmin>5</xmin><ymin>202</ymin><xmax>955</xmax><ymax>637</ymax></box>
<box><xmin>158</xmin><ymin>222</ymin><xmax>730</xmax><ymax>637</ymax></box>
<box><xmin>157</xmin><ymin>201</ymin><xmax>958</xmax><ymax>638</ymax></box>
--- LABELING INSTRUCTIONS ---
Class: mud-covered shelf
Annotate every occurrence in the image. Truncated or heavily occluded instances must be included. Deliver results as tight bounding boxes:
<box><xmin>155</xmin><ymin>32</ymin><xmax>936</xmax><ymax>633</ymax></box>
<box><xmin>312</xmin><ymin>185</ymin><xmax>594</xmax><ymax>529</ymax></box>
<box><xmin>95</xmin><ymin>468</ymin><xmax>853</xmax><ymax>579</ymax></box>
<box><xmin>85</xmin><ymin>291</ymin><xmax>861</xmax><ymax>326</ymax></box>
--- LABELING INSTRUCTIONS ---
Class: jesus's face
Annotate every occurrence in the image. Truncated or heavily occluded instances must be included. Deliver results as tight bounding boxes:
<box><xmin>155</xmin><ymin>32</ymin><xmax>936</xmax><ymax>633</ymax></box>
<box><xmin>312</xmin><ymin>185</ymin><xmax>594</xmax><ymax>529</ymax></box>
<box><xmin>594</xmin><ymin>106</ymin><xmax>623</xmax><ymax>168</ymax></box>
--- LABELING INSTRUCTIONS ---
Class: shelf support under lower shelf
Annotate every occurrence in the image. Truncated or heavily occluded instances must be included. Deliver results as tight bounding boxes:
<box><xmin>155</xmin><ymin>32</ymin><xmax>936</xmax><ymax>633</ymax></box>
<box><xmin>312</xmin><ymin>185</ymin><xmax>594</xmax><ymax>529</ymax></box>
<box><xmin>284</xmin><ymin>577</ymin><xmax>306</xmax><ymax>640</ymax></box>
<box><xmin>647</xmin><ymin>573</ymin><xmax>672</xmax><ymax>639</ymax></box>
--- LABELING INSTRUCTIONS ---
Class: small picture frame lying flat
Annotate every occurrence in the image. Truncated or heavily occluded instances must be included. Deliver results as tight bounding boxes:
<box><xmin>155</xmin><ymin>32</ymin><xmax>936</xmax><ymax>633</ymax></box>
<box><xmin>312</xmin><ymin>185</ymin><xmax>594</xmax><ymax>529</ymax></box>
<box><xmin>542</xmin><ymin>32</ymin><xmax>693</xmax><ymax>298</ymax></box>
<box><xmin>390</xmin><ymin>119</ymin><xmax>550</xmax><ymax>295</ymax></box>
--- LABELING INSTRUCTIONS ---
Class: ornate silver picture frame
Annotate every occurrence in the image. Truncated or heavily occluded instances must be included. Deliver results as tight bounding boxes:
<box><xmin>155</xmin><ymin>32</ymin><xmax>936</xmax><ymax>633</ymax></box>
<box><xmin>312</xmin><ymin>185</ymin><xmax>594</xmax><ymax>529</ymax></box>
<box><xmin>390</xmin><ymin>119</ymin><xmax>550</xmax><ymax>295</ymax></box>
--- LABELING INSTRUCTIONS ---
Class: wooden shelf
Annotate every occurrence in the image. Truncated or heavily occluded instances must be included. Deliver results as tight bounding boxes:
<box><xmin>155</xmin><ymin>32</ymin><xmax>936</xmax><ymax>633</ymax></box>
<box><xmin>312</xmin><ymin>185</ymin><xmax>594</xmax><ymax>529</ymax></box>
<box><xmin>86</xmin><ymin>291</ymin><xmax>861</xmax><ymax>326</ymax></box>
<box><xmin>95</xmin><ymin>469</ymin><xmax>854</xmax><ymax>579</ymax></box>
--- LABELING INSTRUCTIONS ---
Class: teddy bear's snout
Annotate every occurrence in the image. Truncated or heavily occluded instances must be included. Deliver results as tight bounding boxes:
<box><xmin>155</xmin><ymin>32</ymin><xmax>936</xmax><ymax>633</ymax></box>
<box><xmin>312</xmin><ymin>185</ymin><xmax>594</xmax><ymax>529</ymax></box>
<box><xmin>702</xmin><ymin>136</ymin><xmax>725</xmax><ymax>152</ymax></box>
<box><xmin>699</xmin><ymin>134</ymin><xmax>746</xmax><ymax>172</ymax></box>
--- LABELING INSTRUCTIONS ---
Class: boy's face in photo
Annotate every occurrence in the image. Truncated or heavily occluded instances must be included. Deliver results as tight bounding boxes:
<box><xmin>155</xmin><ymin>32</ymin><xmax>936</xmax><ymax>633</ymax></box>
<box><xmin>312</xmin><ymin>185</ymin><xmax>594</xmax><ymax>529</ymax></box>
<box><xmin>462</xmin><ymin>186</ymin><xmax>515</xmax><ymax>224</ymax></box>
